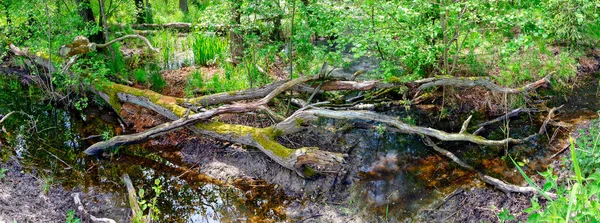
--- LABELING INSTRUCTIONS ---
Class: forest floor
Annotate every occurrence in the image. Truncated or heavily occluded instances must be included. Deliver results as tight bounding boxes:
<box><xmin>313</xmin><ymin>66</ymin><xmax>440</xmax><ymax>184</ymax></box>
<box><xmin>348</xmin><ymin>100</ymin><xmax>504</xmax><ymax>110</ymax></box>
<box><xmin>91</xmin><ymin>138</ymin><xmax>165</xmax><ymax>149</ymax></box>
<box><xmin>0</xmin><ymin>158</ymin><xmax>130</xmax><ymax>223</ymax></box>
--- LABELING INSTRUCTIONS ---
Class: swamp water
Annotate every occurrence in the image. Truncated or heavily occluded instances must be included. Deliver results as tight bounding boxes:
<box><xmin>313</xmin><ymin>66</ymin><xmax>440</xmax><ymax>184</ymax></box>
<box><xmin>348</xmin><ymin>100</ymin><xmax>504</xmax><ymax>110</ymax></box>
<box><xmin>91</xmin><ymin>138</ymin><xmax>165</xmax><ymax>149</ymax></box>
<box><xmin>1</xmin><ymin>72</ymin><xmax>599</xmax><ymax>222</ymax></box>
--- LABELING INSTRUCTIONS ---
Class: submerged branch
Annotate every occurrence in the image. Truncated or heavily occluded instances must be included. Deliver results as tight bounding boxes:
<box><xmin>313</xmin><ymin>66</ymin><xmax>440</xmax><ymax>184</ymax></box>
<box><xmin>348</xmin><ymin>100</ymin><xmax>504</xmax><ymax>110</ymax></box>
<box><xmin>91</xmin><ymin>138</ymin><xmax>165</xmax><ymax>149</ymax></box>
<box><xmin>72</xmin><ymin>193</ymin><xmax>117</xmax><ymax>223</ymax></box>
<box><xmin>423</xmin><ymin>137</ymin><xmax>556</xmax><ymax>198</ymax></box>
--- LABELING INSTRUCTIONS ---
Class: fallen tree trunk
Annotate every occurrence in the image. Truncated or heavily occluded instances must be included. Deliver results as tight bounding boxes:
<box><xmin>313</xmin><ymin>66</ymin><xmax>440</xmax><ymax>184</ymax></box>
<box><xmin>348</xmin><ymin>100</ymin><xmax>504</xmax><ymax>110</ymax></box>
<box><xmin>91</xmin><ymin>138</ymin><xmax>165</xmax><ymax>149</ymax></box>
<box><xmin>418</xmin><ymin>75</ymin><xmax>551</xmax><ymax>94</ymax></box>
<box><xmin>89</xmin><ymin>76</ymin><xmax>346</xmax><ymax>178</ymax></box>
<box><xmin>8</xmin><ymin>38</ymin><xmax>547</xmax><ymax>181</ymax></box>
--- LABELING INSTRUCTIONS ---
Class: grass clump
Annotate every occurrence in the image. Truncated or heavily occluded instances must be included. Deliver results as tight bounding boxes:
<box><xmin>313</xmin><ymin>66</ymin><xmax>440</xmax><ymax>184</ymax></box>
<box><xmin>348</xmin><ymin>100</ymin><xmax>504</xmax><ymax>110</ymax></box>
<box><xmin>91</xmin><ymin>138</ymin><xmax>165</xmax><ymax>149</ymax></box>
<box><xmin>134</xmin><ymin>69</ymin><xmax>148</xmax><ymax>84</ymax></box>
<box><xmin>191</xmin><ymin>34</ymin><xmax>227</xmax><ymax>66</ymax></box>
<box><xmin>150</xmin><ymin>72</ymin><xmax>166</xmax><ymax>92</ymax></box>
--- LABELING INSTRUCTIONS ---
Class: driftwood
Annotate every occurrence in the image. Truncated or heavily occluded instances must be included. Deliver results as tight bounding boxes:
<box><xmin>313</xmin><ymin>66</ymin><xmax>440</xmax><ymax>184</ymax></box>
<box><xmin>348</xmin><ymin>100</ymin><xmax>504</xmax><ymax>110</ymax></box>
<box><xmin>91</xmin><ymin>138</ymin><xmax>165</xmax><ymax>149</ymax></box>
<box><xmin>423</xmin><ymin>137</ymin><xmax>556</xmax><ymax>198</ymax></box>
<box><xmin>72</xmin><ymin>193</ymin><xmax>117</xmax><ymax>223</ymax></box>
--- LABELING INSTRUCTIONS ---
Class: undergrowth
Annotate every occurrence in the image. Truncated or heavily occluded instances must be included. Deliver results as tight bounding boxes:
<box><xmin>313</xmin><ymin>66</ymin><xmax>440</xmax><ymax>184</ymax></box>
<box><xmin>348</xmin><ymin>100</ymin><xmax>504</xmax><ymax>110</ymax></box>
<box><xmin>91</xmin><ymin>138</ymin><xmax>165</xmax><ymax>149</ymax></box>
<box><xmin>506</xmin><ymin>119</ymin><xmax>600</xmax><ymax>222</ymax></box>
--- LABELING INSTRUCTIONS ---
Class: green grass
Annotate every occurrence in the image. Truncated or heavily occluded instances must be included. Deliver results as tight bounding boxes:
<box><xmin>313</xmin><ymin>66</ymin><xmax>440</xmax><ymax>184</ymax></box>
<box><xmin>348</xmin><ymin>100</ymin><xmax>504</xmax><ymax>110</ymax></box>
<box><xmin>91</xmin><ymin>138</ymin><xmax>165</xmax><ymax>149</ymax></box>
<box><xmin>65</xmin><ymin>209</ymin><xmax>81</xmax><ymax>223</ymax></box>
<box><xmin>150</xmin><ymin>72</ymin><xmax>166</xmax><ymax>92</ymax></box>
<box><xmin>134</xmin><ymin>69</ymin><xmax>148</xmax><ymax>84</ymax></box>
<box><xmin>191</xmin><ymin>34</ymin><xmax>227</xmax><ymax>66</ymax></box>
<box><xmin>0</xmin><ymin>168</ymin><xmax>7</xmax><ymax>180</ymax></box>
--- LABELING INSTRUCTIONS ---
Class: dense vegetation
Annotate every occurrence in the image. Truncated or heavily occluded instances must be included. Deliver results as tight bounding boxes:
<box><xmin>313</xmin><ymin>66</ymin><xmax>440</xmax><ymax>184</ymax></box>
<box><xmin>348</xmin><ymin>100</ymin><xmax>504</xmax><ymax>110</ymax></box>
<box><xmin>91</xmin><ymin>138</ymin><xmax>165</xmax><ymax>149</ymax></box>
<box><xmin>1</xmin><ymin>0</ymin><xmax>600</xmax><ymax>222</ymax></box>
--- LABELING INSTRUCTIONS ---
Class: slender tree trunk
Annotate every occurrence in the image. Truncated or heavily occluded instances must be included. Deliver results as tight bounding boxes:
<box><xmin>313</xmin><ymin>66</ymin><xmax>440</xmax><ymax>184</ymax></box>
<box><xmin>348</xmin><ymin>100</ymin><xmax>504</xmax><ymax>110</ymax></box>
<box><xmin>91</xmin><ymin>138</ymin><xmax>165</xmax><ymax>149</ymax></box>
<box><xmin>229</xmin><ymin>0</ymin><xmax>244</xmax><ymax>65</ymax></box>
<box><xmin>76</xmin><ymin>0</ymin><xmax>103</xmax><ymax>43</ymax></box>
<box><xmin>98</xmin><ymin>0</ymin><xmax>115</xmax><ymax>60</ymax></box>
<box><xmin>179</xmin><ymin>0</ymin><xmax>189</xmax><ymax>13</ymax></box>
<box><xmin>76</xmin><ymin>0</ymin><xmax>95</xmax><ymax>22</ymax></box>
<box><xmin>145</xmin><ymin>0</ymin><xmax>153</xmax><ymax>24</ymax></box>
<box><xmin>134</xmin><ymin>0</ymin><xmax>145</xmax><ymax>23</ymax></box>
<box><xmin>2</xmin><ymin>1</ymin><xmax>10</xmax><ymax>25</ymax></box>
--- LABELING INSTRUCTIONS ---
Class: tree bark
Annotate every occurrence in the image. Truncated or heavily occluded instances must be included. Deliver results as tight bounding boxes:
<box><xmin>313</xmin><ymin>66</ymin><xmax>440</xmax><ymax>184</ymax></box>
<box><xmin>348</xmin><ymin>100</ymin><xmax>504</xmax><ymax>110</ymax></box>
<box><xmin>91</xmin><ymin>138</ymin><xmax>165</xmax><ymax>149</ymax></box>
<box><xmin>179</xmin><ymin>0</ymin><xmax>188</xmax><ymax>13</ymax></box>
<box><xmin>134</xmin><ymin>0</ymin><xmax>145</xmax><ymax>24</ymax></box>
<box><xmin>229</xmin><ymin>0</ymin><xmax>244</xmax><ymax>65</ymax></box>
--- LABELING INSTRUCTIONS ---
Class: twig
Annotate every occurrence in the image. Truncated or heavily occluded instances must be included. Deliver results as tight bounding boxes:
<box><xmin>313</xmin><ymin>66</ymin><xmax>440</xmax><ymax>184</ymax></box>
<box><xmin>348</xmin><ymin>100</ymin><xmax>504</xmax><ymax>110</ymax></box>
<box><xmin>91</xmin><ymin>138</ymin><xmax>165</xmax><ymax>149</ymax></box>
<box><xmin>539</xmin><ymin>105</ymin><xmax>564</xmax><ymax>135</ymax></box>
<box><xmin>0</xmin><ymin>111</ymin><xmax>15</xmax><ymax>124</ymax></box>
<box><xmin>473</xmin><ymin>108</ymin><xmax>527</xmax><ymax>135</ymax></box>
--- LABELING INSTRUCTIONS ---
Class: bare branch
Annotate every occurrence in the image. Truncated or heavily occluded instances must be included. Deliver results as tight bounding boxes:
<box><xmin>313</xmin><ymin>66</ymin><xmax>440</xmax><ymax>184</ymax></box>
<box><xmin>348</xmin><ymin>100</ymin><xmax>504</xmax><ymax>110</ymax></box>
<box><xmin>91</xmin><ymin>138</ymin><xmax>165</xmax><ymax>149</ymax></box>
<box><xmin>418</xmin><ymin>75</ymin><xmax>551</xmax><ymax>94</ymax></box>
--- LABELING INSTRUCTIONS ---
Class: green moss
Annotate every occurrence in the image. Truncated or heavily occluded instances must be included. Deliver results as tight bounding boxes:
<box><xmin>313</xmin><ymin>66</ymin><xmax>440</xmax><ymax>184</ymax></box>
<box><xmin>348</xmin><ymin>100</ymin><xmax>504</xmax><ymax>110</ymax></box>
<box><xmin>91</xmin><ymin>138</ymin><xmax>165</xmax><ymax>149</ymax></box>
<box><xmin>388</xmin><ymin>76</ymin><xmax>402</xmax><ymax>83</ymax></box>
<box><xmin>301</xmin><ymin>166</ymin><xmax>316</xmax><ymax>178</ymax></box>
<box><xmin>199</xmin><ymin>122</ymin><xmax>295</xmax><ymax>158</ymax></box>
<box><xmin>295</xmin><ymin>118</ymin><xmax>304</xmax><ymax>127</ymax></box>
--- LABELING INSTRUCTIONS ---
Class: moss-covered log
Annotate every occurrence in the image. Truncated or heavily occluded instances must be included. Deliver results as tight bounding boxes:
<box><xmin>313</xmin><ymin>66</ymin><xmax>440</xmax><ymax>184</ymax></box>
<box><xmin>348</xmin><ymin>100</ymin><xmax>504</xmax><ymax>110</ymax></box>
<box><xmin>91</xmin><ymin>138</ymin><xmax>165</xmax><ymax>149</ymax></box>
<box><xmin>89</xmin><ymin>76</ymin><xmax>346</xmax><ymax>178</ymax></box>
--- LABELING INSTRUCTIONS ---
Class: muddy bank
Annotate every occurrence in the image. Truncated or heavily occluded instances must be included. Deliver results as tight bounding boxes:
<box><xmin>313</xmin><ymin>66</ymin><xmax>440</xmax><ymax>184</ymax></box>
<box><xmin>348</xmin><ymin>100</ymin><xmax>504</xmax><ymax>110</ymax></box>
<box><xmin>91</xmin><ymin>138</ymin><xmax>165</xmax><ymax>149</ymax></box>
<box><xmin>0</xmin><ymin>158</ymin><xmax>129</xmax><ymax>223</ymax></box>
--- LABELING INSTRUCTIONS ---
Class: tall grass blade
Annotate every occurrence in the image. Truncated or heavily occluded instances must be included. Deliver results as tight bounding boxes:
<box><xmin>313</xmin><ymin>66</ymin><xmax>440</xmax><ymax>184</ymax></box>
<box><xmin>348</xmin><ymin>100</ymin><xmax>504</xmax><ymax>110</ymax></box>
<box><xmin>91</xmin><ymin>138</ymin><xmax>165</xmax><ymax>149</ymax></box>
<box><xmin>510</xmin><ymin>156</ymin><xmax>553</xmax><ymax>200</ymax></box>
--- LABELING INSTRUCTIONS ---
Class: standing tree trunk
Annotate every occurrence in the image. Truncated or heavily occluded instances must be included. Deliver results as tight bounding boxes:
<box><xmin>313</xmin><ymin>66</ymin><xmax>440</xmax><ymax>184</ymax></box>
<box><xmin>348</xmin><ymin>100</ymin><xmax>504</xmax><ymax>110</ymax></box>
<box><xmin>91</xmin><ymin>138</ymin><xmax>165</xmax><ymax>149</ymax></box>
<box><xmin>1</xmin><ymin>1</ymin><xmax>10</xmax><ymax>26</ymax></box>
<box><xmin>229</xmin><ymin>0</ymin><xmax>244</xmax><ymax>65</ymax></box>
<box><xmin>134</xmin><ymin>0</ymin><xmax>145</xmax><ymax>23</ymax></box>
<box><xmin>76</xmin><ymin>0</ymin><xmax>103</xmax><ymax>43</ymax></box>
<box><xmin>98</xmin><ymin>0</ymin><xmax>115</xmax><ymax>61</ymax></box>
<box><xmin>145</xmin><ymin>0</ymin><xmax>153</xmax><ymax>24</ymax></box>
<box><xmin>179</xmin><ymin>0</ymin><xmax>189</xmax><ymax>13</ymax></box>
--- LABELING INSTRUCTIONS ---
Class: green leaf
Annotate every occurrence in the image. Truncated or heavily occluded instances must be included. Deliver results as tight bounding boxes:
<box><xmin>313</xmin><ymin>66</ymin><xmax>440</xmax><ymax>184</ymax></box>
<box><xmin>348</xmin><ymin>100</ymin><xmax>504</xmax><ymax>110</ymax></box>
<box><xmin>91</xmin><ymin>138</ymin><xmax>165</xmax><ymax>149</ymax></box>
<box><xmin>565</xmin><ymin>183</ymin><xmax>579</xmax><ymax>223</ymax></box>
<box><xmin>510</xmin><ymin>156</ymin><xmax>553</xmax><ymax>200</ymax></box>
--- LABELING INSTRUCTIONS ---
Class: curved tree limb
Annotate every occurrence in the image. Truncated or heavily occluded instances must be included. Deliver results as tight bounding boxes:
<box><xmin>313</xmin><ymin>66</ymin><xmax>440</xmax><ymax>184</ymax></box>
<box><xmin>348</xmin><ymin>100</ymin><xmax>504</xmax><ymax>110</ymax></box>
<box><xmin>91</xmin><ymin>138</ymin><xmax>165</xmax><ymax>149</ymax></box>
<box><xmin>278</xmin><ymin>109</ymin><xmax>534</xmax><ymax>146</ymax></box>
<box><xmin>58</xmin><ymin>35</ymin><xmax>158</xmax><ymax>58</ymax></box>
<box><xmin>95</xmin><ymin>34</ymin><xmax>159</xmax><ymax>52</ymax></box>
